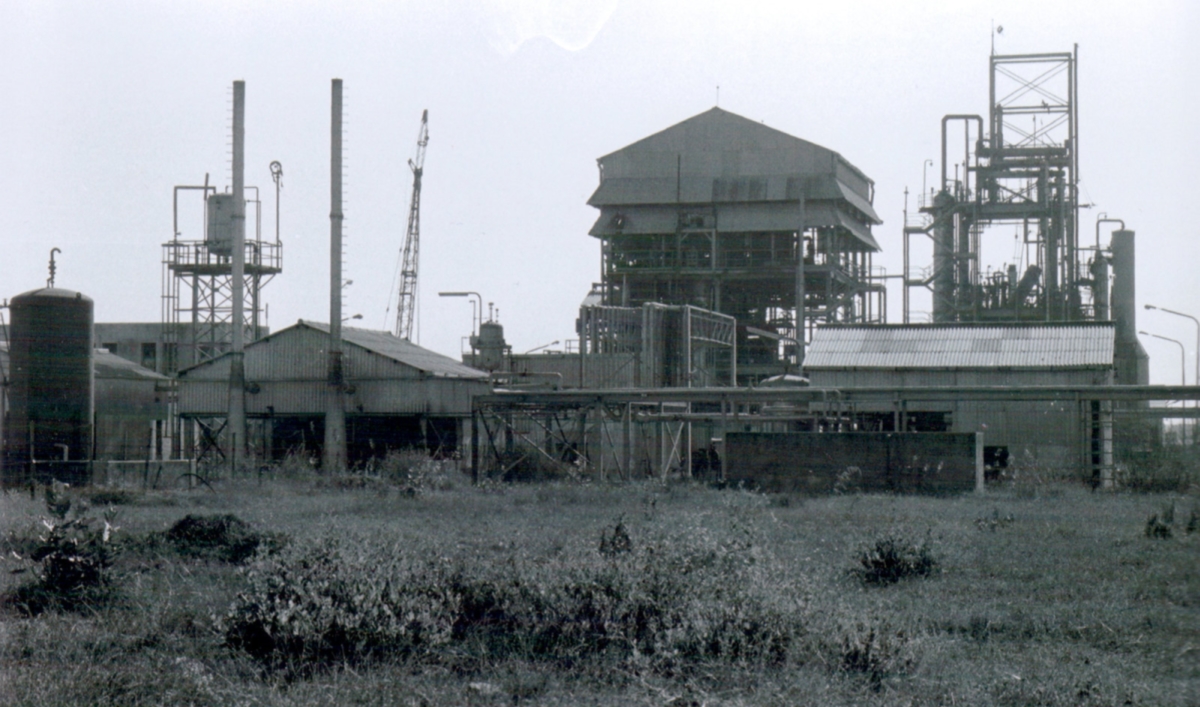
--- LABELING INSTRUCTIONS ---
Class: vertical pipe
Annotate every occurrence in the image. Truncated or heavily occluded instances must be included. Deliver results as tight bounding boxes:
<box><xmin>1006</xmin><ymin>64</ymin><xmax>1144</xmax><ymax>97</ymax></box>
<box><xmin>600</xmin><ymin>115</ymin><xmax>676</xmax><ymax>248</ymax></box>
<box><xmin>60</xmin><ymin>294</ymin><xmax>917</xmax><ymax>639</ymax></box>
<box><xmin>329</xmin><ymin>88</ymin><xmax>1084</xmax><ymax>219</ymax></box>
<box><xmin>324</xmin><ymin>79</ymin><xmax>348</xmax><ymax>472</ymax></box>
<box><xmin>794</xmin><ymin>197</ymin><xmax>806</xmax><ymax>366</ymax></box>
<box><xmin>228</xmin><ymin>80</ymin><xmax>247</xmax><ymax>462</ymax></box>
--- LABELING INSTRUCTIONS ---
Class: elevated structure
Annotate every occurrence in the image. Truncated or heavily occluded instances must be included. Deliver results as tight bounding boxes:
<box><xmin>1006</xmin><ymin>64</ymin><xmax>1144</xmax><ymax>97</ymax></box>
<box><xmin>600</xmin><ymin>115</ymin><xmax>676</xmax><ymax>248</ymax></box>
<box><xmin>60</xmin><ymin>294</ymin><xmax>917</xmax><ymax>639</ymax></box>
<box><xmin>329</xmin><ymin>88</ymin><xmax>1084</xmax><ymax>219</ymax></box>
<box><xmin>587</xmin><ymin>107</ymin><xmax>884</xmax><ymax>383</ymax></box>
<box><xmin>905</xmin><ymin>50</ymin><xmax>1085</xmax><ymax>323</ymax></box>
<box><xmin>162</xmin><ymin>179</ymin><xmax>281</xmax><ymax>373</ymax></box>
<box><xmin>394</xmin><ymin>109</ymin><xmax>429</xmax><ymax>341</ymax></box>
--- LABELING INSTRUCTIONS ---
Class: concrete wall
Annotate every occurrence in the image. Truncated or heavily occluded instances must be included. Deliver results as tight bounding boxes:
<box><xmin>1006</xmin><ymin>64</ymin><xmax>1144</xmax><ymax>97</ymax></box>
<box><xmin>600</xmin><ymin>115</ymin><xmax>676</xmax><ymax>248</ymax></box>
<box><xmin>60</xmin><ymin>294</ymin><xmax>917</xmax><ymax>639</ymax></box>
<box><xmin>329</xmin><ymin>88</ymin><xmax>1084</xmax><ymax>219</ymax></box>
<box><xmin>725</xmin><ymin>431</ymin><xmax>977</xmax><ymax>494</ymax></box>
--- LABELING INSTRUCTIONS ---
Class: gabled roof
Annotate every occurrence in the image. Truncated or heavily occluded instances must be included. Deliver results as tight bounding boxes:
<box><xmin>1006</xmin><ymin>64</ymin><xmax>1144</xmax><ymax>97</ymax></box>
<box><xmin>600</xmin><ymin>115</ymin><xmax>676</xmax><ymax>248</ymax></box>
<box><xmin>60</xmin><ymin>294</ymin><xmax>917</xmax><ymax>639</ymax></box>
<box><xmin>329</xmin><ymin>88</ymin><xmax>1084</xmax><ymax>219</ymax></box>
<box><xmin>292</xmin><ymin>321</ymin><xmax>488</xmax><ymax>379</ymax></box>
<box><xmin>176</xmin><ymin>320</ymin><xmax>489</xmax><ymax>380</ymax></box>
<box><xmin>588</xmin><ymin>107</ymin><xmax>881</xmax><ymax>248</ymax></box>
<box><xmin>804</xmin><ymin>324</ymin><xmax>1116</xmax><ymax>370</ymax></box>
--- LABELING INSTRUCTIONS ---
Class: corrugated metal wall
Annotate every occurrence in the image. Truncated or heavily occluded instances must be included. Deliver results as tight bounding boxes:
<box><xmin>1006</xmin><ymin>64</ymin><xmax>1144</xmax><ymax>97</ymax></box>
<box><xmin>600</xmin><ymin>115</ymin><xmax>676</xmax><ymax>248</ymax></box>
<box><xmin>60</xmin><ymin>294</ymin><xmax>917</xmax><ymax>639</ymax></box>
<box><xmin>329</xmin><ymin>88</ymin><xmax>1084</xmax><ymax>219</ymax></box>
<box><xmin>808</xmin><ymin>368</ymin><xmax>1111</xmax><ymax>470</ymax></box>
<box><xmin>178</xmin><ymin>327</ymin><xmax>489</xmax><ymax>416</ymax></box>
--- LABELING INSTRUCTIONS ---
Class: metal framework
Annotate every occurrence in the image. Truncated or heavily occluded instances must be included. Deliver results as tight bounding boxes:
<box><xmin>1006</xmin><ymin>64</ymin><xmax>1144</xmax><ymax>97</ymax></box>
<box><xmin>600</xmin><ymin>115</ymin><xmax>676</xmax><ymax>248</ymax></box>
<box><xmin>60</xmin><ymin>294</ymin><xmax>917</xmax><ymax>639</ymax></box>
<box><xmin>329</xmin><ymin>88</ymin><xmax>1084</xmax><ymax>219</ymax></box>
<box><xmin>394</xmin><ymin>110</ymin><xmax>429</xmax><ymax>341</ymax></box>
<box><xmin>904</xmin><ymin>49</ymin><xmax>1086</xmax><ymax>323</ymax></box>
<box><xmin>603</xmin><ymin>221</ymin><xmax>884</xmax><ymax>378</ymax></box>
<box><xmin>161</xmin><ymin>185</ymin><xmax>281</xmax><ymax>373</ymax></box>
<box><xmin>471</xmin><ymin>384</ymin><xmax>1199</xmax><ymax>485</ymax></box>
<box><xmin>578</xmin><ymin>303</ymin><xmax>737</xmax><ymax>389</ymax></box>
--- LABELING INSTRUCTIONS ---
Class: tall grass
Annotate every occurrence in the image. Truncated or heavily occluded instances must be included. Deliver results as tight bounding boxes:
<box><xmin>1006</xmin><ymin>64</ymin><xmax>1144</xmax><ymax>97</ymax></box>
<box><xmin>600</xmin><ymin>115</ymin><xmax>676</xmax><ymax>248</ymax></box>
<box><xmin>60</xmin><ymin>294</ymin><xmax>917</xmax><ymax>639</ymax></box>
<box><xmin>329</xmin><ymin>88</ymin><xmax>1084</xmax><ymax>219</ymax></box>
<box><xmin>0</xmin><ymin>477</ymin><xmax>1196</xmax><ymax>705</ymax></box>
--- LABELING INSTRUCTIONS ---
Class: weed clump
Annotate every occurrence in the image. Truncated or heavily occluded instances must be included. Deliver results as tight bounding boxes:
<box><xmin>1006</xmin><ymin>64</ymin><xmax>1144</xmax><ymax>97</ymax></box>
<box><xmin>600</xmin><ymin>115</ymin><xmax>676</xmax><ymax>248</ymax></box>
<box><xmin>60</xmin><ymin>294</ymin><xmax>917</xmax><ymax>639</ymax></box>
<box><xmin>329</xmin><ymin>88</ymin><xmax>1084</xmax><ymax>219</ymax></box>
<box><xmin>974</xmin><ymin>507</ymin><xmax>1015</xmax><ymax>532</ymax></box>
<box><xmin>598</xmin><ymin>518</ymin><xmax>632</xmax><ymax>557</ymax></box>
<box><xmin>221</xmin><ymin>520</ymin><xmax>805</xmax><ymax>676</ymax></box>
<box><xmin>1144</xmin><ymin>513</ymin><xmax>1172</xmax><ymax>540</ymax></box>
<box><xmin>164</xmin><ymin>514</ymin><xmax>282</xmax><ymax>563</ymax></box>
<box><xmin>3</xmin><ymin>483</ymin><xmax>120</xmax><ymax>614</ymax></box>
<box><xmin>834</xmin><ymin>620</ymin><xmax>920</xmax><ymax>691</ymax></box>
<box><xmin>853</xmin><ymin>533</ymin><xmax>937</xmax><ymax>585</ymax></box>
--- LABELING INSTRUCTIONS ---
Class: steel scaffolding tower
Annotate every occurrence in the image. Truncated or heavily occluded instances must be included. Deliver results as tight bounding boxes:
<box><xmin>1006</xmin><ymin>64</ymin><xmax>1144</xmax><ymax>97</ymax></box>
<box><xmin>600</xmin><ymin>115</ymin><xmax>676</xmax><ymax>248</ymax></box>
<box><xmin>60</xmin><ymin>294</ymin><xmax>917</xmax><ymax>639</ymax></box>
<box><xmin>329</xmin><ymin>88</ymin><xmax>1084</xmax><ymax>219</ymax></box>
<box><xmin>904</xmin><ymin>49</ymin><xmax>1085</xmax><ymax>323</ymax></box>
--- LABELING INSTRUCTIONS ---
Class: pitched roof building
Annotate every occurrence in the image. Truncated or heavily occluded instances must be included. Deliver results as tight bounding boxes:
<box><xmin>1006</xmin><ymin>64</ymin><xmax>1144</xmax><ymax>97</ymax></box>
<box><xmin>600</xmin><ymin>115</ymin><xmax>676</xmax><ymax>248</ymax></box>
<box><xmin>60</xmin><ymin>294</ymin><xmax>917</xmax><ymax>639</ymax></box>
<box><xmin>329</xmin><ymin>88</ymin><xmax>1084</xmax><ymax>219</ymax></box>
<box><xmin>586</xmin><ymin>107</ymin><xmax>885</xmax><ymax>383</ymax></box>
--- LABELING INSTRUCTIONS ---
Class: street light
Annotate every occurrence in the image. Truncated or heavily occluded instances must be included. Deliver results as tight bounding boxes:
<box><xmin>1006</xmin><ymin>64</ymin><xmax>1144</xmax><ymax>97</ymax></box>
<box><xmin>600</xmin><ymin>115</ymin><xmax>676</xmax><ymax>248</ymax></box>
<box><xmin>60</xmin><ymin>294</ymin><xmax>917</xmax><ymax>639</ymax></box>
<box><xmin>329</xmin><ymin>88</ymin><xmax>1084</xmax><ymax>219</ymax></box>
<box><xmin>1145</xmin><ymin>305</ymin><xmax>1199</xmax><ymax>445</ymax></box>
<box><xmin>1144</xmin><ymin>304</ymin><xmax>1199</xmax><ymax>388</ymax></box>
<box><xmin>1140</xmin><ymin>331</ymin><xmax>1186</xmax><ymax>386</ymax></box>
<box><xmin>524</xmin><ymin>340</ymin><xmax>560</xmax><ymax>354</ymax></box>
<box><xmin>438</xmin><ymin>291</ymin><xmax>482</xmax><ymax>336</ymax></box>
<box><xmin>342</xmin><ymin>313</ymin><xmax>362</xmax><ymax>323</ymax></box>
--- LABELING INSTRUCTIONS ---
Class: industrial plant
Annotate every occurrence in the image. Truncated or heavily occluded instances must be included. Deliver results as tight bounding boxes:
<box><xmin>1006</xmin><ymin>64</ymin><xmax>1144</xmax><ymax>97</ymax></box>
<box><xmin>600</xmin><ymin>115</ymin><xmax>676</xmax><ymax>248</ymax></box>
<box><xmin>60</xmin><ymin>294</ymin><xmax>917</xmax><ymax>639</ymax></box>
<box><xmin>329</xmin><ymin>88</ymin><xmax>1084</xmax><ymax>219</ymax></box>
<box><xmin>2</xmin><ymin>47</ymin><xmax>1195</xmax><ymax>493</ymax></box>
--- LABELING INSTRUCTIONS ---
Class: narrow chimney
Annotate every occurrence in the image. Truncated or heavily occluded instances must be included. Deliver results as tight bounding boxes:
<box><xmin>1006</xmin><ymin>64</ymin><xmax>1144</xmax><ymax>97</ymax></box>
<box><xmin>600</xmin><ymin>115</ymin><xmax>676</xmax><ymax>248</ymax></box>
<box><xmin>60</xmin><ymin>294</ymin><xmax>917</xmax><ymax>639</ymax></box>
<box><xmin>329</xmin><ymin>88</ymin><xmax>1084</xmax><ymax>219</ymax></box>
<box><xmin>324</xmin><ymin>78</ymin><xmax>347</xmax><ymax>471</ymax></box>
<box><xmin>228</xmin><ymin>80</ymin><xmax>247</xmax><ymax>461</ymax></box>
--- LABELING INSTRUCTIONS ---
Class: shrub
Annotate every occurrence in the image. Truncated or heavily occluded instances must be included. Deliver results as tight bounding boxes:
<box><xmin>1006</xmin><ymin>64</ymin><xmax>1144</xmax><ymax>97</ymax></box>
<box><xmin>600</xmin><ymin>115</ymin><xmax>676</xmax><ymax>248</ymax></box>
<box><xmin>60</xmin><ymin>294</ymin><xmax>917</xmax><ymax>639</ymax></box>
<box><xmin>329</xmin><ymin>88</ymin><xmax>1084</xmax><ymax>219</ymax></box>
<box><xmin>87</xmin><ymin>489</ymin><xmax>139</xmax><ymax>506</ymax></box>
<box><xmin>853</xmin><ymin>533</ymin><xmax>937</xmax><ymax>585</ymax></box>
<box><xmin>1144</xmin><ymin>513</ymin><xmax>1172</xmax><ymax>540</ymax></box>
<box><xmin>164</xmin><ymin>514</ymin><xmax>283</xmax><ymax>563</ymax></box>
<box><xmin>832</xmin><ymin>619</ymin><xmax>921</xmax><ymax>691</ymax></box>
<box><xmin>221</xmin><ymin>520</ymin><xmax>806</xmax><ymax>675</ymax></box>
<box><xmin>4</xmin><ymin>486</ymin><xmax>120</xmax><ymax>614</ymax></box>
<box><xmin>374</xmin><ymin>449</ymin><xmax>461</xmax><ymax>493</ymax></box>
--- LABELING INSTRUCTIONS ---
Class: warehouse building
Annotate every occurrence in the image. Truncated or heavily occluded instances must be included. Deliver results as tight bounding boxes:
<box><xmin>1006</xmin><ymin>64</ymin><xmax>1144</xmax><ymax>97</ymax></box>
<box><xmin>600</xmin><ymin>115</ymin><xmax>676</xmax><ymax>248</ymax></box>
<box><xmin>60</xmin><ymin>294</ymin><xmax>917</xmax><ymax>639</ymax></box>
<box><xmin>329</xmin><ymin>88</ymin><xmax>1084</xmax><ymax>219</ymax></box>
<box><xmin>176</xmin><ymin>320</ymin><xmax>489</xmax><ymax>465</ymax></box>
<box><xmin>803</xmin><ymin>323</ymin><xmax>1116</xmax><ymax>472</ymax></box>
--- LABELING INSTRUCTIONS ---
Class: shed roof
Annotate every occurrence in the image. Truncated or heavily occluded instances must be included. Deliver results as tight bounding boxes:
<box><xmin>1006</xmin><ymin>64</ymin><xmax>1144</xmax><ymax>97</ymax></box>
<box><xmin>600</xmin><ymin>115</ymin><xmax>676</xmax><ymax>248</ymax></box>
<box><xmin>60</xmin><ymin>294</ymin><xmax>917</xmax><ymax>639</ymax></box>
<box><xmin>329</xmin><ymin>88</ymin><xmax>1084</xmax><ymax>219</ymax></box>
<box><xmin>94</xmin><ymin>349</ymin><xmax>170</xmax><ymax>381</ymax></box>
<box><xmin>804</xmin><ymin>324</ymin><xmax>1115</xmax><ymax>370</ymax></box>
<box><xmin>0</xmin><ymin>343</ymin><xmax>167</xmax><ymax>381</ymax></box>
<box><xmin>299</xmin><ymin>320</ymin><xmax>488</xmax><ymax>379</ymax></box>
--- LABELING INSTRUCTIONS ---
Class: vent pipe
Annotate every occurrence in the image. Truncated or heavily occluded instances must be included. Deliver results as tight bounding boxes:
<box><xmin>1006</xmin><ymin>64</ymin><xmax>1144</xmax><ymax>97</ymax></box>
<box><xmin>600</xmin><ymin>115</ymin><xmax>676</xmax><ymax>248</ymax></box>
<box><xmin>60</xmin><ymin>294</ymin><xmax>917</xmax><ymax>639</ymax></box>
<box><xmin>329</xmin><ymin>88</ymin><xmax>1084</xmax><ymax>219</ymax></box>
<box><xmin>324</xmin><ymin>79</ymin><xmax>347</xmax><ymax>471</ymax></box>
<box><xmin>228</xmin><ymin>80</ymin><xmax>247</xmax><ymax>460</ymax></box>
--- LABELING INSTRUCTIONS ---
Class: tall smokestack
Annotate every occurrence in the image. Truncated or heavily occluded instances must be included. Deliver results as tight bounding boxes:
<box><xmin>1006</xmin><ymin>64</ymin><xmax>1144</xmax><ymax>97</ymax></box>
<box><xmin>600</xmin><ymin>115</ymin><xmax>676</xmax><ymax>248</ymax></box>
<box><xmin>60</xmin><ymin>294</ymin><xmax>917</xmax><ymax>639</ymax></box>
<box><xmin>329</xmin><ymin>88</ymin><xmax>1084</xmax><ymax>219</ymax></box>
<box><xmin>228</xmin><ymin>80</ymin><xmax>247</xmax><ymax>461</ymax></box>
<box><xmin>324</xmin><ymin>79</ymin><xmax>347</xmax><ymax>471</ymax></box>
<box><xmin>1110</xmin><ymin>229</ymin><xmax>1149</xmax><ymax>385</ymax></box>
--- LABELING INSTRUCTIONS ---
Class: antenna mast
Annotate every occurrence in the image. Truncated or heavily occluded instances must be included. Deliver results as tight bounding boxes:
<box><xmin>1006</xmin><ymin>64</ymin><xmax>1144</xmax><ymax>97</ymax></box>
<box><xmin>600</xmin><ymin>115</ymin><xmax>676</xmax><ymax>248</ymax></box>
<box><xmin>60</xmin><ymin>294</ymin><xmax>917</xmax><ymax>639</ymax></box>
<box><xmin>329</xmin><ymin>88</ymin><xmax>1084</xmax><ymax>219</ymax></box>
<box><xmin>395</xmin><ymin>109</ymin><xmax>429</xmax><ymax>340</ymax></box>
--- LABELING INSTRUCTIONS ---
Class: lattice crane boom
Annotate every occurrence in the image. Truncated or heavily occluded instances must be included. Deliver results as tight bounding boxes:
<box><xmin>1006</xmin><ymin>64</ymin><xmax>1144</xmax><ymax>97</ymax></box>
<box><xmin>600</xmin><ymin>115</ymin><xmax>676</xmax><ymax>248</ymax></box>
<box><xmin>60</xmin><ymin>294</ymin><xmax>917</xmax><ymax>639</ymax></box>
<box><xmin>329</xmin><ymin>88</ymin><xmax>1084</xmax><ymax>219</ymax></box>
<box><xmin>395</xmin><ymin>109</ymin><xmax>429</xmax><ymax>340</ymax></box>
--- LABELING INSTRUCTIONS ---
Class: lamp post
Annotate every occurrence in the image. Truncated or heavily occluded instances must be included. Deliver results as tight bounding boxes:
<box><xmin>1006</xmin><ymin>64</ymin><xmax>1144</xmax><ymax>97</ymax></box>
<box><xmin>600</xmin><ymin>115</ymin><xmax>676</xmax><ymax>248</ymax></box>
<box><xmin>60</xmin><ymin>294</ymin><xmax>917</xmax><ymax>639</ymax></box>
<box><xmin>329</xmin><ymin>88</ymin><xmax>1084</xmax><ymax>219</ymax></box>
<box><xmin>524</xmin><ymin>340</ymin><xmax>560</xmax><ymax>354</ymax></box>
<box><xmin>438</xmin><ymin>291</ymin><xmax>482</xmax><ymax>337</ymax></box>
<box><xmin>1141</xmin><ymin>330</ymin><xmax>1187</xmax><ymax>444</ymax></box>
<box><xmin>1145</xmin><ymin>304</ymin><xmax>1199</xmax><ymax>445</ymax></box>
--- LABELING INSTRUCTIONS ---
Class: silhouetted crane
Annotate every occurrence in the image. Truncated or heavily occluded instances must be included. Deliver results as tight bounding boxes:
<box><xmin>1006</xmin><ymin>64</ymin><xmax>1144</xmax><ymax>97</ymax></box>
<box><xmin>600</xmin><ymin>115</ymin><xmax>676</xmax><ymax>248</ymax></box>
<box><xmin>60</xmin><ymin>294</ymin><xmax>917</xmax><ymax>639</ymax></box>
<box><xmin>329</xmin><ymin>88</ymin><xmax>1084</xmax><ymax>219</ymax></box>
<box><xmin>395</xmin><ymin>110</ymin><xmax>429</xmax><ymax>340</ymax></box>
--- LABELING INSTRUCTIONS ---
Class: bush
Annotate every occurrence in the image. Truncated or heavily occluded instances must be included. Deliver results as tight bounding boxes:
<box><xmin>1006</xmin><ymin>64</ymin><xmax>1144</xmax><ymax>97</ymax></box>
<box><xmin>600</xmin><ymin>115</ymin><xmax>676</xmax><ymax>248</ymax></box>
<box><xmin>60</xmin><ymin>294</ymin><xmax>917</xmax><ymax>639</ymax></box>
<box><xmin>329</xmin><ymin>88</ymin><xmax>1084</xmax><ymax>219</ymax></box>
<box><xmin>374</xmin><ymin>449</ymin><xmax>460</xmax><ymax>493</ymax></box>
<box><xmin>164</xmin><ymin>514</ymin><xmax>283</xmax><ymax>563</ymax></box>
<box><xmin>221</xmin><ymin>520</ymin><xmax>806</xmax><ymax>675</ymax></box>
<box><xmin>853</xmin><ymin>533</ymin><xmax>937</xmax><ymax>586</ymax></box>
<box><xmin>834</xmin><ymin>619</ymin><xmax>921</xmax><ymax>691</ymax></box>
<box><xmin>4</xmin><ymin>485</ymin><xmax>120</xmax><ymax>614</ymax></box>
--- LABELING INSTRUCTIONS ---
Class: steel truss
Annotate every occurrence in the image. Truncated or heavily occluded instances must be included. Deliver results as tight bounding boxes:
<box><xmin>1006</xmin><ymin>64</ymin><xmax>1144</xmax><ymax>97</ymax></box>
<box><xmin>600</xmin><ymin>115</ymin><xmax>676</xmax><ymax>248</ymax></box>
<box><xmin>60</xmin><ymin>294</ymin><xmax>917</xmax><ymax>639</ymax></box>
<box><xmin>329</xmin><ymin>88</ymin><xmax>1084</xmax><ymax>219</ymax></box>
<box><xmin>905</xmin><ymin>49</ymin><xmax>1089</xmax><ymax>323</ymax></box>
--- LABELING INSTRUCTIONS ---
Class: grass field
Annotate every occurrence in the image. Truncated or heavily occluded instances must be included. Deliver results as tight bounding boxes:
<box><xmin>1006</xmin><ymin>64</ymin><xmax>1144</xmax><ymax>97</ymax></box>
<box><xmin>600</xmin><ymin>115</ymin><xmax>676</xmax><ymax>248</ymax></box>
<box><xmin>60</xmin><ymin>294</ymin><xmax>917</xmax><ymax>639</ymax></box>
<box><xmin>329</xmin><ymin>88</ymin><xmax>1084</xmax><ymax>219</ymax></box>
<box><xmin>0</xmin><ymin>466</ymin><xmax>1196</xmax><ymax>706</ymax></box>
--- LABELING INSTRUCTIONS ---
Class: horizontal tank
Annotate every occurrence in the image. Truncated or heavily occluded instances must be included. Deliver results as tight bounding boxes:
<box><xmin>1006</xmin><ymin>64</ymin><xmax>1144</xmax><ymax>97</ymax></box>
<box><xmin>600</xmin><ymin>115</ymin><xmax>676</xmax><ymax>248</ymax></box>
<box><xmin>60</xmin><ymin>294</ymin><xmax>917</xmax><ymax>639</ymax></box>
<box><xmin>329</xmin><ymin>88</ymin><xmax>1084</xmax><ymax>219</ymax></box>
<box><xmin>2</xmin><ymin>287</ymin><xmax>94</xmax><ymax>487</ymax></box>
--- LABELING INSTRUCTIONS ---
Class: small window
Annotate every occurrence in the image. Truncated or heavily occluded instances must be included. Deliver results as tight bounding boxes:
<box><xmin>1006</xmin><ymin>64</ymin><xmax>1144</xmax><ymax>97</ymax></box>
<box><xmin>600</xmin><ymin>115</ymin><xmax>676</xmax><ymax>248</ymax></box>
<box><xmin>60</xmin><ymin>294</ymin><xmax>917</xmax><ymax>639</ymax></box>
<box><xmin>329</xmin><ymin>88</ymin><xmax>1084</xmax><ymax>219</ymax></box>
<box><xmin>141</xmin><ymin>343</ymin><xmax>157</xmax><ymax>370</ymax></box>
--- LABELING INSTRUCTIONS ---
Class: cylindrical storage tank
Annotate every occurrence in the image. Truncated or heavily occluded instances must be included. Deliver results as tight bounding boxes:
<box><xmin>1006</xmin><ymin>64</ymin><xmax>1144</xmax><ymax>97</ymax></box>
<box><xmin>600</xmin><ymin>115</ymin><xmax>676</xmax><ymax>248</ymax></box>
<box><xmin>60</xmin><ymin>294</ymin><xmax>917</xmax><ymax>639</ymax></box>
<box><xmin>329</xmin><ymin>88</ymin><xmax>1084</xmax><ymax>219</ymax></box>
<box><xmin>2</xmin><ymin>288</ymin><xmax>94</xmax><ymax>487</ymax></box>
<box><xmin>474</xmin><ymin>321</ymin><xmax>507</xmax><ymax>372</ymax></box>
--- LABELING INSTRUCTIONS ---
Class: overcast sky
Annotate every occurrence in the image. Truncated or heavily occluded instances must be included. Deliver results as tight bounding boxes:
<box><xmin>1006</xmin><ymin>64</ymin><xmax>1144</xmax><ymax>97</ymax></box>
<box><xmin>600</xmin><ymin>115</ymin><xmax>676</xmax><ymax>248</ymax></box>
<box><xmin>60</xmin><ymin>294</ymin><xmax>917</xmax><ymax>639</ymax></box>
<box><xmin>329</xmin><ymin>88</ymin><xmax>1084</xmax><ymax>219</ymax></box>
<box><xmin>2</xmin><ymin>0</ymin><xmax>1197</xmax><ymax>384</ymax></box>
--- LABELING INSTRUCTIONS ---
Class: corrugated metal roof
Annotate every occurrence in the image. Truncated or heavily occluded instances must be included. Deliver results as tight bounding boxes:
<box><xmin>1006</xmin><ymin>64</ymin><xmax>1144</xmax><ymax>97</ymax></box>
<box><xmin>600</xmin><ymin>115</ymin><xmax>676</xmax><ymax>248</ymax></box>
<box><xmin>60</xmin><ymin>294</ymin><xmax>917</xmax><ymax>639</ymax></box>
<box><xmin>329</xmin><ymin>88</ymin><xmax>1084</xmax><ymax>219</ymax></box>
<box><xmin>299</xmin><ymin>321</ymin><xmax>488</xmax><ymax>379</ymax></box>
<box><xmin>94</xmin><ymin>349</ymin><xmax>170</xmax><ymax>381</ymax></box>
<box><xmin>804</xmin><ymin>324</ymin><xmax>1115</xmax><ymax>370</ymax></box>
<box><xmin>1</xmin><ymin>343</ymin><xmax>166</xmax><ymax>381</ymax></box>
